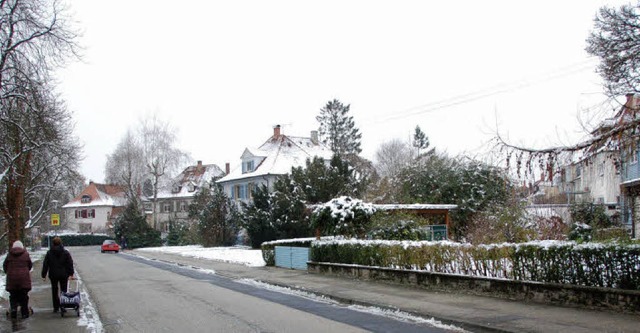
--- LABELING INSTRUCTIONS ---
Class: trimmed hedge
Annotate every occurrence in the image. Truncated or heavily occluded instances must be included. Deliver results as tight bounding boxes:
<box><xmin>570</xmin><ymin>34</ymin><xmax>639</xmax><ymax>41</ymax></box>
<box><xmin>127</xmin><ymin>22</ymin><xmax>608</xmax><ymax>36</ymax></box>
<box><xmin>310</xmin><ymin>240</ymin><xmax>640</xmax><ymax>290</ymax></box>
<box><xmin>41</xmin><ymin>234</ymin><xmax>112</xmax><ymax>247</ymax></box>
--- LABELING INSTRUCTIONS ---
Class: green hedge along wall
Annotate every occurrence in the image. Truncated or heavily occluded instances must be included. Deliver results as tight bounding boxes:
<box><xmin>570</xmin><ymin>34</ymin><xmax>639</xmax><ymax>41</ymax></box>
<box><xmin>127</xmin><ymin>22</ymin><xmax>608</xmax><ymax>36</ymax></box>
<box><xmin>308</xmin><ymin>240</ymin><xmax>640</xmax><ymax>290</ymax></box>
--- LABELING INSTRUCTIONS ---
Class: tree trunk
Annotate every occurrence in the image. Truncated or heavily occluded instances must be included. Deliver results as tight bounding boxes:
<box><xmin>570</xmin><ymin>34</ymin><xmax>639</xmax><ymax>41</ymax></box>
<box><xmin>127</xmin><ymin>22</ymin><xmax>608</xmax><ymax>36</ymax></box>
<box><xmin>2</xmin><ymin>151</ymin><xmax>31</xmax><ymax>249</ymax></box>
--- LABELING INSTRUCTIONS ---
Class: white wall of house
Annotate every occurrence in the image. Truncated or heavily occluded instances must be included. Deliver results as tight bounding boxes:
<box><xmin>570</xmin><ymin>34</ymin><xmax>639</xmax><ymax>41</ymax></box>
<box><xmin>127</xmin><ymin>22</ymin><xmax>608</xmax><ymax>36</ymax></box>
<box><xmin>559</xmin><ymin>152</ymin><xmax>620</xmax><ymax>206</ymax></box>
<box><xmin>63</xmin><ymin>206</ymin><xmax>113</xmax><ymax>233</ymax></box>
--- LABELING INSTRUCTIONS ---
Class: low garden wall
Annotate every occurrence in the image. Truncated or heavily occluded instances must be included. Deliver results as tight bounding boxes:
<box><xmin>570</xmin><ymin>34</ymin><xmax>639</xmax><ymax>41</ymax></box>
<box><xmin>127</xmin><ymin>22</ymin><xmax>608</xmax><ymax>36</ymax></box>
<box><xmin>307</xmin><ymin>261</ymin><xmax>640</xmax><ymax>314</ymax></box>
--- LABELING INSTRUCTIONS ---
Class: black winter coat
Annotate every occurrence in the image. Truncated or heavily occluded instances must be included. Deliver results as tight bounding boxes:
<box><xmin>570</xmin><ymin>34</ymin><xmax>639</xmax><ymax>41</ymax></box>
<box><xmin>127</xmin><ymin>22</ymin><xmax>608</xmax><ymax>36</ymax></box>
<box><xmin>41</xmin><ymin>245</ymin><xmax>74</xmax><ymax>280</ymax></box>
<box><xmin>3</xmin><ymin>247</ymin><xmax>32</xmax><ymax>291</ymax></box>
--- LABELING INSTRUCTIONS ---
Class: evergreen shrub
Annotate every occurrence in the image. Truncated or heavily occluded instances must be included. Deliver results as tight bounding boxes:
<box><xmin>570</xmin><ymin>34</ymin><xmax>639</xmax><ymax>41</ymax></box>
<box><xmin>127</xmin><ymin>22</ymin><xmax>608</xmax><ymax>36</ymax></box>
<box><xmin>41</xmin><ymin>234</ymin><xmax>110</xmax><ymax>247</ymax></box>
<box><xmin>310</xmin><ymin>240</ymin><xmax>640</xmax><ymax>289</ymax></box>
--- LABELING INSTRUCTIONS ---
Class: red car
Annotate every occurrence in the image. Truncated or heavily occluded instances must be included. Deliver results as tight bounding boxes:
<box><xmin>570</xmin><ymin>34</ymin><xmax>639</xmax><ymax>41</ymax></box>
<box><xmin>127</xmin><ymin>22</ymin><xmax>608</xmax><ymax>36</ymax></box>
<box><xmin>101</xmin><ymin>239</ymin><xmax>120</xmax><ymax>253</ymax></box>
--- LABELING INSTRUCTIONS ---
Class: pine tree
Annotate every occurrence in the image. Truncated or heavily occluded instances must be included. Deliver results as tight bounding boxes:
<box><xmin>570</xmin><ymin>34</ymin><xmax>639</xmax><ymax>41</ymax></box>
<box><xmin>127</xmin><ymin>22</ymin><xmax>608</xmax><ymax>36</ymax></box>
<box><xmin>316</xmin><ymin>99</ymin><xmax>362</xmax><ymax>156</ymax></box>
<box><xmin>189</xmin><ymin>184</ymin><xmax>241</xmax><ymax>247</ymax></box>
<box><xmin>412</xmin><ymin>125</ymin><xmax>434</xmax><ymax>156</ymax></box>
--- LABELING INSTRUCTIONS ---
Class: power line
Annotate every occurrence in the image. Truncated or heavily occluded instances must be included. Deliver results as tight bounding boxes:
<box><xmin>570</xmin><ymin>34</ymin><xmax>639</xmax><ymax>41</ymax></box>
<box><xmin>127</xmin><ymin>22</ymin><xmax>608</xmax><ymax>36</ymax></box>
<box><xmin>364</xmin><ymin>59</ymin><xmax>600</xmax><ymax>125</ymax></box>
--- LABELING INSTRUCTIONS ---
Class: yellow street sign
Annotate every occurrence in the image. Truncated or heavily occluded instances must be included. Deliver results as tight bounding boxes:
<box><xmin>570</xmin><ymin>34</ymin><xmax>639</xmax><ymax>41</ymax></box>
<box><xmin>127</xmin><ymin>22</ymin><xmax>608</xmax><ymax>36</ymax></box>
<box><xmin>51</xmin><ymin>214</ymin><xmax>60</xmax><ymax>226</ymax></box>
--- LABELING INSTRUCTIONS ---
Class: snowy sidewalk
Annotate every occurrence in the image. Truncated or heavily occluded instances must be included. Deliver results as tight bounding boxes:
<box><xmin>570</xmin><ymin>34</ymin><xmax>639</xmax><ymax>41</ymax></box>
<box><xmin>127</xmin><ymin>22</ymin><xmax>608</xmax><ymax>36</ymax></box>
<box><xmin>129</xmin><ymin>248</ymin><xmax>639</xmax><ymax>333</ymax></box>
<box><xmin>0</xmin><ymin>250</ymin><xmax>100</xmax><ymax>332</ymax></box>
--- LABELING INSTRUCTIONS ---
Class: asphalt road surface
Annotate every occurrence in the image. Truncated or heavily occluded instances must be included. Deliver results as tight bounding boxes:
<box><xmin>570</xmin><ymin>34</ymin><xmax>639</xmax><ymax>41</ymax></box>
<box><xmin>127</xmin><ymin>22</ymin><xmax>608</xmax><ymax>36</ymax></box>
<box><xmin>74</xmin><ymin>246</ymin><xmax>455</xmax><ymax>333</ymax></box>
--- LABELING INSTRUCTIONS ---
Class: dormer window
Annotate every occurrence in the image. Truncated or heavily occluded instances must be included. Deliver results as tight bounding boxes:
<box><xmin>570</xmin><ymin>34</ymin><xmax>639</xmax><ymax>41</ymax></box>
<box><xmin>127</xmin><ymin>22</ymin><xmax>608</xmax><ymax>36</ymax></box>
<box><xmin>243</xmin><ymin>160</ymin><xmax>255</xmax><ymax>174</ymax></box>
<box><xmin>172</xmin><ymin>184</ymin><xmax>181</xmax><ymax>194</ymax></box>
<box><xmin>81</xmin><ymin>195</ymin><xmax>91</xmax><ymax>204</ymax></box>
<box><xmin>188</xmin><ymin>183</ymin><xmax>196</xmax><ymax>192</ymax></box>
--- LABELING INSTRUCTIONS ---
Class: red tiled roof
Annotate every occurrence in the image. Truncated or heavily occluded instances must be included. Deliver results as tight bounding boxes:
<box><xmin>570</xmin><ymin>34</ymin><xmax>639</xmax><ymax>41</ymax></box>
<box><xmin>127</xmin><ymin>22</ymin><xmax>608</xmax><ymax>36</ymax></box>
<box><xmin>68</xmin><ymin>182</ymin><xmax>126</xmax><ymax>205</ymax></box>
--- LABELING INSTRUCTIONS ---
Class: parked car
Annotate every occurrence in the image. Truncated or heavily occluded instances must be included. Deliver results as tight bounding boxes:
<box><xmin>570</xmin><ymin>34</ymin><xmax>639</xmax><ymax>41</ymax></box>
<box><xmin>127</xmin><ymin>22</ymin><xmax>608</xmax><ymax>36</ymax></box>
<box><xmin>101</xmin><ymin>239</ymin><xmax>120</xmax><ymax>253</ymax></box>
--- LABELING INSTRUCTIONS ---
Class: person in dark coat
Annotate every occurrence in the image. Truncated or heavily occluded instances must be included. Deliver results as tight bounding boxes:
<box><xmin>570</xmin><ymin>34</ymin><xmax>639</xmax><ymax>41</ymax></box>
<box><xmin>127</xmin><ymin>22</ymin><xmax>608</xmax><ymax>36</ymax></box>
<box><xmin>3</xmin><ymin>240</ymin><xmax>33</xmax><ymax>319</ymax></box>
<box><xmin>41</xmin><ymin>236</ymin><xmax>74</xmax><ymax>313</ymax></box>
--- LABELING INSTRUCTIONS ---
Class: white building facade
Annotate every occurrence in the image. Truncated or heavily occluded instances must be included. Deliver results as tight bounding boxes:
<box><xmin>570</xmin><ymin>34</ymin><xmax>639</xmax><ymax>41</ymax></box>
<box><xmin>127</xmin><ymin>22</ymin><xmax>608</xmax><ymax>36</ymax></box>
<box><xmin>62</xmin><ymin>182</ymin><xmax>127</xmax><ymax>233</ymax></box>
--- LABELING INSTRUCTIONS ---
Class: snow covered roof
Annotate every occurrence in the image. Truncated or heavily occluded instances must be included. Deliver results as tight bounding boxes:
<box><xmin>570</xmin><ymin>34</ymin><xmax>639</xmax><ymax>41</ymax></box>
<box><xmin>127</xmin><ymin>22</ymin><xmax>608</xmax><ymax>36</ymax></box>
<box><xmin>62</xmin><ymin>182</ymin><xmax>127</xmax><ymax>208</ymax></box>
<box><xmin>156</xmin><ymin>161</ymin><xmax>225</xmax><ymax>199</ymax></box>
<box><xmin>218</xmin><ymin>130</ymin><xmax>332</xmax><ymax>184</ymax></box>
<box><xmin>374</xmin><ymin>204</ymin><xmax>458</xmax><ymax>211</ymax></box>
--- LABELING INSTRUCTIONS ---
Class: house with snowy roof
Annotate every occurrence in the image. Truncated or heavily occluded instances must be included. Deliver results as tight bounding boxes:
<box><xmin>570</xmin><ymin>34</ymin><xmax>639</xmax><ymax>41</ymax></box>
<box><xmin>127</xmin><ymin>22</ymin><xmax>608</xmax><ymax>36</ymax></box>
<box><xmin>217</xmin><ymin>125</ymin><xmax>333</xmax><ymax>207</ymax></box>
<box><xmin>152</xmin><ymin>161</ymin><xmax>225</xmax><ymax>232</ymax></box>
<box><xmin>62</xmin><ymin>181</ymin><xmax>127</xmax><ymax>233</ymax></box>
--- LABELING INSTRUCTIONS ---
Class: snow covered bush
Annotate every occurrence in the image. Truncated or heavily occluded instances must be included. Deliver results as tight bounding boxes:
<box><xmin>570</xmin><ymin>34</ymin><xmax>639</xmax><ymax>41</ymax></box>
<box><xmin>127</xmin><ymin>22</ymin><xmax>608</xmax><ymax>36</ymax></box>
<box><xmin>568</xmin><ymin>222</ymin><xmax>593</xmax><ymax>242</ymax></box>
<box><xmin>311</xmin><ymin>196</ymin><xmax>376</xmax><ymax>238</ymax></box>
<box><xmin>368</xmin><ymin>212</ymin><xmax>433</xmax><ymax>241</ymax></box>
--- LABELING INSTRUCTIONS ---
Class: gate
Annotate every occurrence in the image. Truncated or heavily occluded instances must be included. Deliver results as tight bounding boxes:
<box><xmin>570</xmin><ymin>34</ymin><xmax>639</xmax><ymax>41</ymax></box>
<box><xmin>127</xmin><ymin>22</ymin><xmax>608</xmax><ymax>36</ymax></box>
<box><xmin>275</xmin><ymin>246</ymin><xmax>310</xmax><ymax>270</ymax></box>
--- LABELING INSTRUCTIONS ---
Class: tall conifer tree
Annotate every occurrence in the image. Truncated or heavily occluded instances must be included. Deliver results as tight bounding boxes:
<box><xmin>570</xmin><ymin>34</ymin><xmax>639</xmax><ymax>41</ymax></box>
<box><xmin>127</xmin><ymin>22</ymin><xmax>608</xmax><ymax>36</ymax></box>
<box><xmin>316</xmin><ymin>99</ymin><xmax>362</xmax><ymax>156</ymax></box>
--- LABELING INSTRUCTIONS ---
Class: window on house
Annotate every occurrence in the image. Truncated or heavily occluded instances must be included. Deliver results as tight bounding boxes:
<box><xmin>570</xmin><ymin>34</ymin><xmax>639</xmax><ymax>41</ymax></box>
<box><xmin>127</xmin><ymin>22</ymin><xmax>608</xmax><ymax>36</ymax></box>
<box><xmin>180</xmin><ymin>201</ymin><xmax>188</xmax><ymax>212</ymax></box>
<box><xmin>81</xmin><ymin>195</ymin><xmax>91</xmax><ymax>204</ymax></box>
<box><xmin>631</xmin><ymin>150</ymin><xmax>638</xmax><ymax>164</ymax></box>
<box><xmin>576</xmin><ymin>165</ymin><xmax>582</xmax><ymax>179</ymax></box>
<box><xmin>163</xmin><ymin>203</ymin><xmax>172</xmax><ymax>213</ymax></box>
<box><xmin>598</xmin><ymin>163</ymin><xmax>604</xmax><ymax>177</ymax></box>
<box><xmin>243</xmin><ymin>160</ymin><xmax>255</xmax><ymax>173</ymax></box>
<box><xmin>188</xmin><ymin>184</ymin><xmax>196</xmax><ymax>192</ymax></box>
<box><xmin>81</xmin><ymin>209</ymin><xmax>88</xmax><ymax>218</ymax></box>
<box><xmin>89</xmin><ymin>209</ymin><xmax>95</xmax><ymax>218</ymax></box>
<box><xmin>233</xmin><ymin>184</ymin><xmax>249</xmax><ymax>200</ymax></box>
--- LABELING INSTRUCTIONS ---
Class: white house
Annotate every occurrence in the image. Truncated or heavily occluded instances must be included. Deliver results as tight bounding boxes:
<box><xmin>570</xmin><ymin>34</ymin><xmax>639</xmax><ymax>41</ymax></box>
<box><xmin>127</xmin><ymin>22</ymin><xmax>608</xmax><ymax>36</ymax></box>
<box><xmin>152</xmin><ymin>161</ymin><xmax>225</xmax><ymax>232</ymax></box>
<box><xmin>62</xmin><ymin>182</ymin><xmax>127</xmax><ymax>233</ymax></box>
<box><xmin>557</xmin><ymin>150</ymin><xmax>620</xmax><ymax>208</ymax></box>
<box><xmin>217</xmin><ymin>125</ymin><xmax>333</xmax><ymax>206</ymax></box>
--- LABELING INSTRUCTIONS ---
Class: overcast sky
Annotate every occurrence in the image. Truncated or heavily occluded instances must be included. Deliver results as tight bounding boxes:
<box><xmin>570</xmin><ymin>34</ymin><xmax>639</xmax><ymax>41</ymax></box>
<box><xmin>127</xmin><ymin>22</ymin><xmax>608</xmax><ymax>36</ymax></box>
<box><xmin>56</xmin><ymin>0</ymin><xmax>630</xmax><ymax>183</ymax></box>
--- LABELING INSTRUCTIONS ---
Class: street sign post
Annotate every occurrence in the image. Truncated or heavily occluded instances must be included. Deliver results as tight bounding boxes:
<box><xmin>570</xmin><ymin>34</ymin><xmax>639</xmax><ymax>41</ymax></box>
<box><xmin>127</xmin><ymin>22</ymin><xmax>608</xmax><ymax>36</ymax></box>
<box><xmin>51</xmin><ymin>214</ymin><xmax>60</xmax><ymax>226</ymax></box>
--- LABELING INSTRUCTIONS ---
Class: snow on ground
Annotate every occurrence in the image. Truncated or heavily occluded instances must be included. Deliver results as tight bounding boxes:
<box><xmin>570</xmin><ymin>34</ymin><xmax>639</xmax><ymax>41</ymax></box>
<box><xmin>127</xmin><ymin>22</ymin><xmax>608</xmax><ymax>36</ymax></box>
<box><xmin>237</xmin><ymin>279</ymin><xmax>468</xmax><ymax>332</ymax></box>
<box><xmin>137</xmin><ymin>245</ymin><xmax>266</xmax><ymax>267</ymax></box>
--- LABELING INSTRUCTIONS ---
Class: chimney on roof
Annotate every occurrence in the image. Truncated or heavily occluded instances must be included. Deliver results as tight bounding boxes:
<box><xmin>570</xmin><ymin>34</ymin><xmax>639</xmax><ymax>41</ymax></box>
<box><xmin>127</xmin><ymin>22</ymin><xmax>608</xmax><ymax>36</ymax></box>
<box><xmin>273</xmin><ymin>125</ymin><xmax>281</xmax><ymax>138</ymax></box>
<box><xmin>225</xmin><ymin>162</ymin><xmax>230</xmax><ymax>175</ymax></box>
<box><xmin>310</xmin><ymin>130</ymin><xmax>319</xmax><ymax>144</ymax></box>
<box><xmin>197</xmin><ymin>160</ymin><xmax>202</xmax><ymax>171</ymax></box>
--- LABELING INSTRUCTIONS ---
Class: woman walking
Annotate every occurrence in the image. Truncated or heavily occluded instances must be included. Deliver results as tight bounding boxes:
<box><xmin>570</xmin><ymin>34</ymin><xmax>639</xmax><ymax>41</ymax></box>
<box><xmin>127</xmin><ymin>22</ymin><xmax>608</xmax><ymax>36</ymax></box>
<box><xmin>41</xmin><ymin>237</ymin><xmax>74</xmax><ymax>313</ymax></box>
<box><xmin>3</xmin><ymin>240</ymin><xmax>33</xmax><ymax>319</ymax></box>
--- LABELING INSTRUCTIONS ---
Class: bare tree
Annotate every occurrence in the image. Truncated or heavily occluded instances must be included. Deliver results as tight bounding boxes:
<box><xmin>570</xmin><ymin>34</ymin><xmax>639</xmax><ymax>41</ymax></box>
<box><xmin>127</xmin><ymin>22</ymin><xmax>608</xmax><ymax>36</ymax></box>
<box><xmin>0</xmin><ymin>79</ymin><xmax>81</xmax><ymax>244</ymax></box>
<box><xmin>139</xmin><ymin>114</ymin><xmax>189</xmax><ymax>229</ymax></box>
<box><xmin>374</xmin><ymin>138</ymin><xmax>416</xmax><ymax>179</ymax></box>
<box><xmin>0</xmin><ymin>0</ymin><xmax>80</xmax><ymax>246</ymax></box>
<box><xmin>104</xmin><ymin>115</ymin><xmax>190</xmax><ymax>230</ymax></box>
<box><xmin>105</xmin><ymin>129</ymin><xmax>145</xmax><ymax>200</ymax></box>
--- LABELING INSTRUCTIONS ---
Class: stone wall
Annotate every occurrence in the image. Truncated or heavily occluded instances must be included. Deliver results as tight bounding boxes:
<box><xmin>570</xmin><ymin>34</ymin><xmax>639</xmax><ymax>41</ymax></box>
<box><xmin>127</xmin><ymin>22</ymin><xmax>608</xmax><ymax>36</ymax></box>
<box><xmin>307</xmin><ymin>262</ymin><xmax>640</xmax><ymax>314</ymax></box>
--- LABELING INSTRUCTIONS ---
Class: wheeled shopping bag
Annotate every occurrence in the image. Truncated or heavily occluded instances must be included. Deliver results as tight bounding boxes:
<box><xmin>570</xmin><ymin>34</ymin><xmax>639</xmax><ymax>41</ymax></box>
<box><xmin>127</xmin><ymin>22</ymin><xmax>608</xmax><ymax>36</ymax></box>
<box><xmin>59</xmin><ymin>279</ymin><xmax>80</xmax><ymax>317</ymax></box>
